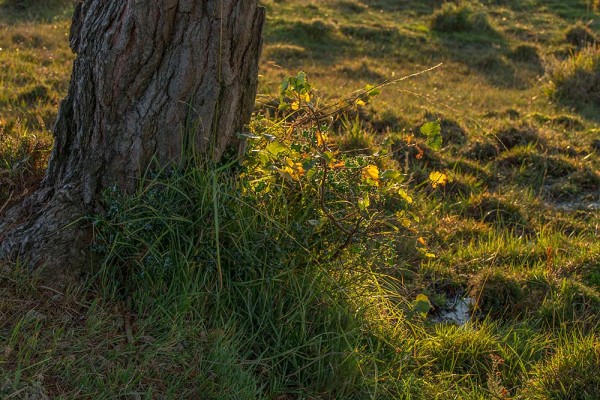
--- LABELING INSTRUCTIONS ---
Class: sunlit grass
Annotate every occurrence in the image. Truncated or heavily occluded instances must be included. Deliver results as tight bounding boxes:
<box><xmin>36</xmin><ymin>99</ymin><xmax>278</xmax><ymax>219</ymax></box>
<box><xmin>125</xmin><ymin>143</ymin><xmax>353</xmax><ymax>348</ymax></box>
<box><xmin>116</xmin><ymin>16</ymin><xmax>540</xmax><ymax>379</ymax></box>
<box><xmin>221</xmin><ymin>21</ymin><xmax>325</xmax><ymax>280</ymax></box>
<box><xmin>1</xmin><ymin>0</ymin><xmax>599</xmax><ymax>398</ymax></box>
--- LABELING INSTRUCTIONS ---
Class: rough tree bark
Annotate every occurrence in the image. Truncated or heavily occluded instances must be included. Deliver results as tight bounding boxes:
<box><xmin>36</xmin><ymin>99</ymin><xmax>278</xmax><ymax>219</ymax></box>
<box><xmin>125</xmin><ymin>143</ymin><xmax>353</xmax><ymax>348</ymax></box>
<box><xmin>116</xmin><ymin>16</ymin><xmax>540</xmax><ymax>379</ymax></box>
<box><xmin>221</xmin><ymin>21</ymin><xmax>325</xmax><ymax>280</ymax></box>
<box><xmin>0</xmin><ymin>0</ymin><xmax>265</xmax><ymax>283</ymax></box>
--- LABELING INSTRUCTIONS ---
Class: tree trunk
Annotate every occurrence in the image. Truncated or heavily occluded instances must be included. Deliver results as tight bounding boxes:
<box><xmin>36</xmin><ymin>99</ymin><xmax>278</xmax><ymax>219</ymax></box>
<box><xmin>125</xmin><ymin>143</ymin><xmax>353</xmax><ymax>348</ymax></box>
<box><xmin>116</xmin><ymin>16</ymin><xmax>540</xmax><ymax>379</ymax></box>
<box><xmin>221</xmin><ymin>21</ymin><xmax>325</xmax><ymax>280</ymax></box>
<box><xmin>0</xmin><ymin>0</ymin><xmax>265</xmax><ymax>284</ymax></box>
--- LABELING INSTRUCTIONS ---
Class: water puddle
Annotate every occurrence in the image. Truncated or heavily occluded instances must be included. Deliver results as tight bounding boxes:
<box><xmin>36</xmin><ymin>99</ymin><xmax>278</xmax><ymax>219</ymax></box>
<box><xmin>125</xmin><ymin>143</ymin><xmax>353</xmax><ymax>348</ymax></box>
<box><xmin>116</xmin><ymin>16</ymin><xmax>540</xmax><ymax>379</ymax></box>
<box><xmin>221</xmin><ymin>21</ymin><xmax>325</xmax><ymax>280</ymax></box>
<box><xmin>431</xmin><ymin>297</ymin><xmax>475</xmax><ymax>325</ymax></box>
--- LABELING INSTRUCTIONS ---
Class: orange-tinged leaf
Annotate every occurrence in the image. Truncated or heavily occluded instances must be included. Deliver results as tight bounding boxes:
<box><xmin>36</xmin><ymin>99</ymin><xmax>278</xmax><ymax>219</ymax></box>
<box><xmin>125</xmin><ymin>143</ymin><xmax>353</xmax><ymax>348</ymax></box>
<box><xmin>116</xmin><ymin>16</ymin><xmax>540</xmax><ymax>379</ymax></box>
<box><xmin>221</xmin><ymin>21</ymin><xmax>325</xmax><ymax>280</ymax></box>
<box><xmin>415</xmin><ymin>145</ymin><xmax>424</xmax><ymax>159</ymax></box>
<box><xmin>316</xmin><ymin>131</ymin><xmax>325</xmax><ymax>146</ymax></box>
<box><xmin>362</xmin><ymin>164</ymin><xmax>380</xmax><ymax>181</ymax></box>
<box><xmin>417</xmin><ymin>237</ymin><xmax>427</xmax><ymax>246</ymax></box>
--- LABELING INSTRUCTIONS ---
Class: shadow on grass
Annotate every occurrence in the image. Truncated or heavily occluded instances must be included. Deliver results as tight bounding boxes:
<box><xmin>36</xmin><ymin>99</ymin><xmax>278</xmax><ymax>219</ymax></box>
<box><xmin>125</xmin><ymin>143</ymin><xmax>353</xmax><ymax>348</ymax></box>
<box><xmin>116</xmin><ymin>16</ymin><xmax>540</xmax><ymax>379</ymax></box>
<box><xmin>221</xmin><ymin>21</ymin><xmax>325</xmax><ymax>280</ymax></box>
<box><xmin>0</xmin><ymin>0</ymin><xmax>74</xmax><ymax>24</ymax></box>
<box><xmin>264</xmin><ymin>17</ymin><xmax>425</xmax><ymax>65</ymax></box>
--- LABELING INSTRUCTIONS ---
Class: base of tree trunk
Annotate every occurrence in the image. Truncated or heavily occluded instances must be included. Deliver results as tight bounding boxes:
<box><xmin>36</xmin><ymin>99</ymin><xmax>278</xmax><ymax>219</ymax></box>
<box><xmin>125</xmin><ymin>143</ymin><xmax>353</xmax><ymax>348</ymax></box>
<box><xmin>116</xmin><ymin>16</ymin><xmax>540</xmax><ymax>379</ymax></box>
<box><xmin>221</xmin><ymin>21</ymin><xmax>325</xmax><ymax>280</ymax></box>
<box><xmin>0</xmin><ymin>186</ymin><xmax>89</xmax><ymax>286</ymax></box>
<box><xmin>0</xmin><ymin>0</ymin><xmax>265</xmax><ymax>284</ymax></box>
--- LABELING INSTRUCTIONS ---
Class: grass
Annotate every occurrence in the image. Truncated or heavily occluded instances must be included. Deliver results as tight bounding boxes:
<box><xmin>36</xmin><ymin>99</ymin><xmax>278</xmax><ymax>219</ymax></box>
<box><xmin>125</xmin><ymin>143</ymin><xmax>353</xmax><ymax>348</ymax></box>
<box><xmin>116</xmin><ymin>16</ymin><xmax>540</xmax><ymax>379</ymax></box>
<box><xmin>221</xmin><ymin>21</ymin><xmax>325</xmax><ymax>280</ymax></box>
<box><xmin>1</xmin><ymin>0</ymin><xmax>600</xmax><ymax>398</ymax></box>
<box><xmin>545</xmin><ymin>45</ymin><xmax>600</xmax><ymax>108</ymax></box>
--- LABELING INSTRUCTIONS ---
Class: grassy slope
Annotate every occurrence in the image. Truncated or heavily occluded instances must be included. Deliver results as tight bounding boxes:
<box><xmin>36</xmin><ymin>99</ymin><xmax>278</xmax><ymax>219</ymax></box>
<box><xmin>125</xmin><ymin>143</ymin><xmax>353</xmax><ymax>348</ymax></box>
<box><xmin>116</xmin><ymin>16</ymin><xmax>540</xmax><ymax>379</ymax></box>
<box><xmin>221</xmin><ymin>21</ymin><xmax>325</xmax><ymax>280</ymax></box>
<box><xmin>1</xmin><ymin>0</ymin><xmax>599</xmax><ymax>398</ymax></box>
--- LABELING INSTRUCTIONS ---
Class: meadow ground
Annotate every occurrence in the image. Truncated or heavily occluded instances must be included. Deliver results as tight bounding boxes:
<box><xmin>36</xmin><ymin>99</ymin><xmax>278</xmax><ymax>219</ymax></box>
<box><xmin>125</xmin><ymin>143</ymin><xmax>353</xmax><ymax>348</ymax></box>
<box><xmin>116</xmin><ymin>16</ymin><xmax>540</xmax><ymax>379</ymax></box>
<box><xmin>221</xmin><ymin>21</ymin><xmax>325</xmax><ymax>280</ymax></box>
<box><xmin>1</xmin><ymin>0</ymin><xmax>599</xmax><ymax>398</ymax></box>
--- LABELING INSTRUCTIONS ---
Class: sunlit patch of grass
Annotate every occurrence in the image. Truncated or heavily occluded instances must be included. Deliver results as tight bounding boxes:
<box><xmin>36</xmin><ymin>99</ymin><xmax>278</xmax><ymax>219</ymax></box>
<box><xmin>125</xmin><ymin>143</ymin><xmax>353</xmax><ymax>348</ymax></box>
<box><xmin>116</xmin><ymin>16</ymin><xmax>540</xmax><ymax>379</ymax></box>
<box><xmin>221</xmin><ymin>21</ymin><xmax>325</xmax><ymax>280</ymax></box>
<box><xmin>545</xmin><ymin>46</ymin><xmax>600</xmax><ymax>108</ymax></box>
<box><xmin>0</xmin><ymin>119</ymin><xmax>50</xmax><ymax>210</ymax></box>
<box><xmin>520</xmin><ymin>336</ymin><xmax>600</xmax><ymax>399</ymax></box>
<box><xmin>419</xmin><ymin>323</ymin><xmax>502</xmax><ymax>383</ymax></box>
<box><xmin>538</xmin><ymin>279</ymin><xmax>600</xmax><ymax>330</ymax></box>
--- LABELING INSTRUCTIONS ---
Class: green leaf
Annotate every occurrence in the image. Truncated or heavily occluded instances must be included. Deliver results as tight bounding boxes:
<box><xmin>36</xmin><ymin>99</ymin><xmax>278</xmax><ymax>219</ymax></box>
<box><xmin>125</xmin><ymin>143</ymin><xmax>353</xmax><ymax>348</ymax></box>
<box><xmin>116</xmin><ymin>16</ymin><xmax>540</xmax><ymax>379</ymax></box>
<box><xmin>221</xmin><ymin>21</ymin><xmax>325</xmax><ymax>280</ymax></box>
<box><xmin>381</xmin><ymin>169</ymin><xmax>403</xmax><ymax>182</ymax></box>
<box><xmin>358</xmin><ymin>193</ymin><xmax>371</xmax><ymax>211</ymax></box>
<box><xmin>420</xmin><ymin>121</ymin><xmax>442</xmax><ymax>151</ymax></box>
<box><xmin>297</xmin><ymin>71</ymin><xmax>307</xmax><ymax>84</ymax></box>
<box><xmin>426</xmin><ymin>134</ymin><xmax>443</xmax><ymax>151</ymax></box>
<box><xmin>365</xmin><ymin>84</ymin><xmax>381</xmax><ymax>97</ymax></box>
<box><xmin>302</xmin><ymin>157</ymin><xmax>317</xmax><ymax>171</ymax></box>
<box><xmin>322</xmin><ymin>151</ymin><xmax>336</xmax><ymax>165</ymax></box>
<box><xmin>413</xmin><ymin>294</ymin><xmax>432</xmax><ymax>317</ymax></box>
<box><xmin>420</xmin><ymin>121</ymin><xmax>441</xmax><ymax>136</ymax></box>
<box><xmin>266</xmin><ymin>141</ymin><xmax>287</xmax><ymax>156</ymax></box>
<box><xmin>280</xmin><ymin>80</ymin><xmax>289</xmax><ymax>93</ymax></box>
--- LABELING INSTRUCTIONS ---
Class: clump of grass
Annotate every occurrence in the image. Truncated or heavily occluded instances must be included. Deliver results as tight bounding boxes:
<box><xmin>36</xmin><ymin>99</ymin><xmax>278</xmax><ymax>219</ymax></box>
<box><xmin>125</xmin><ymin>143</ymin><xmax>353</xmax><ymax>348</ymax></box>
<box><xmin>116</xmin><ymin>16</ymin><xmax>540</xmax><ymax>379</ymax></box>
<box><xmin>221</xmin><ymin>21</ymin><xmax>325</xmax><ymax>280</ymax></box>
<box><xmin>494</xmin><ymin>124</ymin><xmax>543</xmax><ymax>150</ymax></box>
<box><xmin>469</xmin><ymin>270</ymin><xmax>555</xmax><ymax>321</ymax></box>
<box><xmin>545</xmin><ymin>46</ymin><xmax>600</xmax><ymax>107</ymax></box>
<box><xmin>508</xmin><ymin>44</ymin><xmax>541</xmax><ymax>64</ymax></box>
<box><xmin>88</xmin><ymin>157</ymin><xmax>421</xmax><ymax>398</ymax></box>
<box><xmin>461</xmin><ymin>138</ymin><xmax>501</xmax><ymax>161</ymax></box>
<box><xmin>336</xmin><ymin>115</ymin><xmax>375</xmax><ymax>155</ymax></box>
<box><xmin>0</xmin><ymin>119</ymin><xmax>50</xmax><ymax>209</ymax></box>
<box><xmin>493</xmin><ymin>146</ymin><xmax>578</xmax><ymax>191</ymax></box>
<box><xmin>520</xmin><ymin>336</ymin><xmax>600</xmax><ymax>400</ymax></box>
<box><xmin>565</xmin><ymin>22</ymin><xmax>598</xmax><ymax>48</ymax></box>
<box><xmin>470</xmin><ymin>270</ymin><xmax>524</xmax><ymax>320</ymax></box>
<box><xmin>543</xmin><ymin>114</ymin><xmax>585</xmax><ymax>131</ymax></box>
<box><xmin>430</xmin><ymin>3</ymin><xmax>492</xmax><ymax>33</ymax></box>
<box><xmin>538</xmin><ymin>279</ymin><xmax>600</xmax><ymax>329</ymax></box>
<box><xmin>463</xmin><ymin>193</ymin><xmax>531</xmax><ymax>235</ymax></box>
<box><xmin>420</xmin><ymin>324</ymin><xmax>502</xmax><ymax>383</ymax></box>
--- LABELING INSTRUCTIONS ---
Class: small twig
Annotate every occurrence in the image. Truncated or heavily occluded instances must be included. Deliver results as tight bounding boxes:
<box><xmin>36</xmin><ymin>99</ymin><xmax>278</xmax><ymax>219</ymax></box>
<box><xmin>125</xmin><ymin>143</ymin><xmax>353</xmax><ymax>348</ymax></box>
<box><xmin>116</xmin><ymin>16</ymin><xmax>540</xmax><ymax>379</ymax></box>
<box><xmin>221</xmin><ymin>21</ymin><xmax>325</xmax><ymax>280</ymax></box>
<box><xmin>318</xmin><ymin>162</ymin><xmax>350</xmax><ymax>236</ymax></box>
<box><xmin>0</xmin><ymin>190</ymin><xmax>13</xmax><ymax>214</ymax></box>
<box><xmin>329</xmin><ymin>217</ymin><xmax>363</xmax><ymax>262</ymax></box>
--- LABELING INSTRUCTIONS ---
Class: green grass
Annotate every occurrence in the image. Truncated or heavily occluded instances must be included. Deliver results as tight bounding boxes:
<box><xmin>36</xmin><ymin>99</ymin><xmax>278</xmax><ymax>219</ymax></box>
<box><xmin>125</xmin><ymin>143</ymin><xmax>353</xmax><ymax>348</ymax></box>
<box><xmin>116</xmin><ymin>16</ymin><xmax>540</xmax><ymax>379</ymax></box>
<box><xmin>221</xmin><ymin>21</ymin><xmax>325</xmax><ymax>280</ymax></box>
<box><xmin>1</xmin><ymin>0</ymin><xmax>600</xmax><ymax>398</ymax></box>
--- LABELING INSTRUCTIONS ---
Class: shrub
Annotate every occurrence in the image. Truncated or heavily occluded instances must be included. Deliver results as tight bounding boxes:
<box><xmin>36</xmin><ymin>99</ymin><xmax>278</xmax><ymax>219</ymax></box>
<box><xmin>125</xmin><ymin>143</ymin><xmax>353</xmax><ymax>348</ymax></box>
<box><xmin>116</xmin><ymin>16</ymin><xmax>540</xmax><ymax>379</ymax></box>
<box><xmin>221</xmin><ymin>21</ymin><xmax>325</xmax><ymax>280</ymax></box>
<box><xmin>545</xmin><ymin>46</ymin><xmax>600</xmax><ymax>107</ymax></box>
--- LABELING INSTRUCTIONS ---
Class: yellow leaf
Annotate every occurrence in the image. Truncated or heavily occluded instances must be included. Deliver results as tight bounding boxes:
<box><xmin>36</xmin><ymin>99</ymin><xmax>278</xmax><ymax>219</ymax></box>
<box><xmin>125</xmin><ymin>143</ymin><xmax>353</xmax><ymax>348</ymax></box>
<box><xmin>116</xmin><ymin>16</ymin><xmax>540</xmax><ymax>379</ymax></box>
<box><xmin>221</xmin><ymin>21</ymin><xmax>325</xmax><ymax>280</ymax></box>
<box><xmin>278</xmin><ymin>167</ymin><xmax>295</xmax><ymax>181</ymax></box>
<box><xmin>417</xmin><ymin>237</ymin><xmax>427</xmax><ymax>246</ymax></box>
<box><xmin>292</xmin><ymin>162</ymin><xmax>305</xmax><ymax>178</ymax></box>
<box><xmin>429</xmin><ymin>171</ymin><xmax>448</xmax><ymax>188</ymax></box>
<box><xmin>316</xmin><ymin>131</ymin><xmax>325</xmax><ymax>146</ymax></box>
<box><xmin>398</xmin><ymin>188</ymin><xmax>413</xmax><ymax>204</ymax></box>
<box><xmin>282</xmin><ymin>158</ymin><xmax>305</xmax><ymax>180</ymax></box>
<box><xmin>362</xmin><ymin>164</ymin><xmax>380</xmax><ymax>182</ymax></box>
<box><xmin>305</xmin><ymin>93</ymin><xmax>311</xmax><ymax>102</ymax></box>
<box><xmin>355</xmin><ymin>98</ymin><xmax>366</xmax><ymax>106</ymax></box>
<box><xmin>291</xmin><ymin>101</ymin><xmax>300</xmax><ymax>110</ymax></box>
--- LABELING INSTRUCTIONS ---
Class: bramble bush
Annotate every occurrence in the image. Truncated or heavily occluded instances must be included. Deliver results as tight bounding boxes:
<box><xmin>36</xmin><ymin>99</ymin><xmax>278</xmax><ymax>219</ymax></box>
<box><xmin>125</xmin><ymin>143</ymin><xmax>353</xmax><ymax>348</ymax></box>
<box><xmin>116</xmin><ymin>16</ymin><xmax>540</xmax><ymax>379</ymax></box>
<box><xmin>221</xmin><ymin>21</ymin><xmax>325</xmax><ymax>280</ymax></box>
<box><xmin>241</xmin><ymin>71</ymin><xmax>446</xmax><ymax>263</ymax></box>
